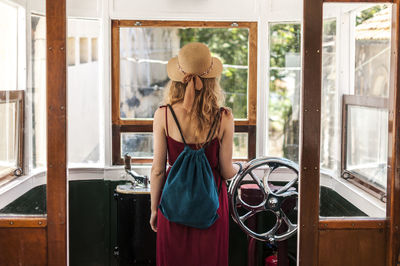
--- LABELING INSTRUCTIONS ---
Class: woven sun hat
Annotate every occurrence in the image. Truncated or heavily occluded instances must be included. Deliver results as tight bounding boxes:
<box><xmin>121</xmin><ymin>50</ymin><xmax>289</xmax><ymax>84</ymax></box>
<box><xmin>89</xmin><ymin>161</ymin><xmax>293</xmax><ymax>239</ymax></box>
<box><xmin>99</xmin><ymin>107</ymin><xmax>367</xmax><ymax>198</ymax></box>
<box><xmin>166</xmin><ymin>42</ymin><xmax>223</xmax><ymax>111</ymax></box>
<box><xmin>166</xmin><ymin>42</ymin><xmax>223</xmax><ymax>82</ymax></box>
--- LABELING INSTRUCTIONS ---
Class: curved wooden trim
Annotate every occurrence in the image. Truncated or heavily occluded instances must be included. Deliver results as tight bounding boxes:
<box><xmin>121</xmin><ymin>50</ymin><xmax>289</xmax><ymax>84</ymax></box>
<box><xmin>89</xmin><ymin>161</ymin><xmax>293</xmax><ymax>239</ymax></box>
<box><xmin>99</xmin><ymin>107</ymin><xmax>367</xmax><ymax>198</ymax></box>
<box><xmin>0</xmin><ymin>217</ymin><xmax>47</xmax><ymax>228</ymax></box>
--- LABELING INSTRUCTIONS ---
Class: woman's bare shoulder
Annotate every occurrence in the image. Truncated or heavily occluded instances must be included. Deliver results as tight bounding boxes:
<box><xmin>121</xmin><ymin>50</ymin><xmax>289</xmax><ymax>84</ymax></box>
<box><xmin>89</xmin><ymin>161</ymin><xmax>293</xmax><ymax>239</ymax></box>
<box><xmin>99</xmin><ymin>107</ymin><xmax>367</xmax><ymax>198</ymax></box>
<box><xmin>154</xmin><ymin>105</ymin><xmax>167</xmax><ymax>121</ymax></box>
<box><xmin>220</xmin><ymin>106</ymin><xmax>234</xmax><ymax>121</ymax></box>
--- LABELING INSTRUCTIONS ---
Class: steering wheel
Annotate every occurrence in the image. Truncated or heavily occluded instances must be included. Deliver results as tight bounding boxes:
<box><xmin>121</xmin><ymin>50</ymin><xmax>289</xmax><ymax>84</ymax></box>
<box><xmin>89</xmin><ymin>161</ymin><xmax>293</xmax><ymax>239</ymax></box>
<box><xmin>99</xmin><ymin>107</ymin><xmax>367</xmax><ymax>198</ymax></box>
<box><xmin>228</xmin><ymin>157</ymin><xmax>299</xmax><ymax>243</ymax></box>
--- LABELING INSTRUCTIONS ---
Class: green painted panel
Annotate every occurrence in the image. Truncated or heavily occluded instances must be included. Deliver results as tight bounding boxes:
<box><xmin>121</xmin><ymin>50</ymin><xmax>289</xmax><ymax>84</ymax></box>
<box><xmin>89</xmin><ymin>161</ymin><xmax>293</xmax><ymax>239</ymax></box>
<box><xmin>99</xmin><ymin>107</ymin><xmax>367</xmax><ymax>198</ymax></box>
<box><xmin>320</xmin><ymin>186</ymin><xmax>367</xmax><ymax>217</ymax></box>
<box><xmin>69</xmin><ymin>180</ymin><xmax>107</xmax><ymax>266</ymax></box>
<box><xmin>0</xmin><ymin>185</ymin><xmax>46</xmax><ymax>214</ymax></box>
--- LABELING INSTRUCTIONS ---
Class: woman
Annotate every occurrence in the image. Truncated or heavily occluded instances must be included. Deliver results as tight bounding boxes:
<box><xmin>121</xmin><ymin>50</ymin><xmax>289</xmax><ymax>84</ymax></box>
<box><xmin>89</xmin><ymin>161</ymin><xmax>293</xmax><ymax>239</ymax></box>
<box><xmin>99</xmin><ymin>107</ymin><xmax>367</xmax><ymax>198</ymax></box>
<box><xmin>150</xmin><ymin>42</ymin><xmax>239</xmax><ymax>266</ymax></box>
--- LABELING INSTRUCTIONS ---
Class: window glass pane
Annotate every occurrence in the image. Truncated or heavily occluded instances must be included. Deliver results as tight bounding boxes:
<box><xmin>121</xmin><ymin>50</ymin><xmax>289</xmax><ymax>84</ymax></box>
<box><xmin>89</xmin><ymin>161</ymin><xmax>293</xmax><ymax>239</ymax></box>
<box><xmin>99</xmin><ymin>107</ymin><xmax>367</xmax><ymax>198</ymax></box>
<box><xmin>346</xmin><ymin>106</ymin><xmax>388</xmax><ymax>188</ymax></box>
<box><xmin>0</xmin><ymin>101</ymin><xmax>18</xmax><ymax>171</ymax></box>
<box><xmin>320</xmin><ymin>18</ymin><xmax>338</xmax><ymax>171</ymax></box>
<box><xmin>119</xmin><ymin>27</ymin><xmax>249</xmax><ymax>120</ymax></box>
<box><xmin>233</xmin><ymin>133</ymin><xmax>248</xmax><ymax>159</ymax></box>
<box><xmin>268</xmin><ymin>23</ymin><xmax>301</xmax><ymax>163</ymax></box>
<box><xmin>121</xmin><ymin>133</ymin><xmax>153</xmax><ymax>158</ymax></box>
<box><xmin>67</xmin><ymin>19</ymin><xmax>101</xmax><ymax>165</ymax></box>
<box><xmin>121</xmin><ymin>132</ymin><xmax>247</xmax><ymax>159</ymax></box>
<box><xmin>0</xmin><ymin>1</ymin><xmax>18</xmax><ymax>91</ymax></box>
<box><xmin>31</xmin><ymin>15</ymin><xmax>47</xmax><ymax>169</ymax></box>
<box><xmin>355</xmin><ymin>4</ymin><xmax>391</xmax><ymax>97</ymax></box>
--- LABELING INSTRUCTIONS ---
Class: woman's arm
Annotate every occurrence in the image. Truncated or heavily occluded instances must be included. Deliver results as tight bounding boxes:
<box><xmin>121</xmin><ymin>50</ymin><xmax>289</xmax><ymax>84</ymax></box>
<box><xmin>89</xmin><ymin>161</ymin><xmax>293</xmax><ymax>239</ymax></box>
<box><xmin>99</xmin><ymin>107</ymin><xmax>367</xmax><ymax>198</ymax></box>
<box><xmin>150</xmin><ymin>107</ymin><xmax>168</xmax><ymax>232</ymax></box>
<box><xmin>219</xmin><ymin>110</ymin><xmax>240</xmax><ymax>180</ymax></box>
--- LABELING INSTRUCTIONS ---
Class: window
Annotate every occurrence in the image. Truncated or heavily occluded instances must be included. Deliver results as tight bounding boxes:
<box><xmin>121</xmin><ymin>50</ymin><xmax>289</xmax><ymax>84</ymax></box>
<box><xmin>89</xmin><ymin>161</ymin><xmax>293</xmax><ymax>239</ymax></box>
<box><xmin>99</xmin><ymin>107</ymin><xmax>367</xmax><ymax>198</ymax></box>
<box><xmin>0</xmin><ymin>91</ymin><xmax>24</xmax><ymax>185</ymax></box>
<box><xmin>339</xmin><ymin>5</ymin><xmax>391</xmax><ymax>202</ymax></box>
<box><xmin>268</xmin><ymin>23</ymin><xmax>301</xmax><ymax>163</ymax></box>
<box><xmin>320</xmin><ymin>18</ymin><xmax>339</xmax><ymax>171</ymax></box>
<box><xmin>0</xmin><ymin>1</ymin><xmax>18</xmax><ymax>91</ymax></box>
<box><xmin>30</xmin><ymin>14</ymin><xmax>47</xmax><ymax>170</ymax></box>
<box><xmin>0</xmin><ymin>1</ymin><xmax>26</xmax><ymax>184</ymax></box>
<box><xmin>67</xmin><ymin>19</ymin><xmax>102</xmax><ymax>166</ymax></box>
<box><xmin>112</xmin><ymin>20</ymin><xmax>257</xmax><ymax>164</ymax></box>
<box><xmin>342</xmin><ymin>96</ymin><xmax>388</xmax><ymax>201</ymax></box>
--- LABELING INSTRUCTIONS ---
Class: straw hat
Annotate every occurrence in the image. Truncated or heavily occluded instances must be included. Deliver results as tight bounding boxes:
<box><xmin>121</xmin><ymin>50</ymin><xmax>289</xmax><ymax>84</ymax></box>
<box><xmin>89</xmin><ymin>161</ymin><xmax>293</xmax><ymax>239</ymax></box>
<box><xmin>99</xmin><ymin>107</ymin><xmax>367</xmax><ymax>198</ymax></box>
<box><xmin>167</xmin><ymin>42</ymin><xmax>223</xmax><ymax>82</ymax></box>
<box><xmin>166</xmin><ymin>42</ymin><xmax>223</xmax><ymax>111</ymax></box>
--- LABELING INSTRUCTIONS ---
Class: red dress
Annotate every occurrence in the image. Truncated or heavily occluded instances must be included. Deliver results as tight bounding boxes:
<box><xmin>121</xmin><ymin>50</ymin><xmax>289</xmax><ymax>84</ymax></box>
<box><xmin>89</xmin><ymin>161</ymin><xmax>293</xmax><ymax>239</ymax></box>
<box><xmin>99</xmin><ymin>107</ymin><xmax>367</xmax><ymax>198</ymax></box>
<box><xmin>156</xmin><ymin>106</ymin><xmax>229</xmax><ymax>266</ymax></box>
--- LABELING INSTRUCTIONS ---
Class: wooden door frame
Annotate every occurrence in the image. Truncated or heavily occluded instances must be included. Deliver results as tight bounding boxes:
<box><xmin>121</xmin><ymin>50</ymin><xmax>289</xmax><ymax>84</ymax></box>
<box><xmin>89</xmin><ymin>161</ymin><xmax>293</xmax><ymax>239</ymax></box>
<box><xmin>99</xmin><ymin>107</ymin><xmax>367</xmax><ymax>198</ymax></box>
<box><xmin>0</xmin><ymin>0</ymin><xmax>67</xmax><ymax>265</ymax></box>
<box><xmin>46</xmin><ymin>0</ymin><xmax>67</xmax><ymax>265</ymax></box>
<box><xmin>300</xmin><ymin>0</ymin><xmax>400</xmax><ymax>265</ymax></box>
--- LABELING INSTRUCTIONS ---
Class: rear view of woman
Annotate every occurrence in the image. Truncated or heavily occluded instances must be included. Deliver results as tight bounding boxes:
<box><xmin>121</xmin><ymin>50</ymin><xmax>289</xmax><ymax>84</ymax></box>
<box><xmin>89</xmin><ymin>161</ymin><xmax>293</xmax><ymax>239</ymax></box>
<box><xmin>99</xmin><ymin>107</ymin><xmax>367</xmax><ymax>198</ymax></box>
<box><xmin>150</xmin><ymin>42</ymin><xmax>238</xmax><ymax>266</ymax></box>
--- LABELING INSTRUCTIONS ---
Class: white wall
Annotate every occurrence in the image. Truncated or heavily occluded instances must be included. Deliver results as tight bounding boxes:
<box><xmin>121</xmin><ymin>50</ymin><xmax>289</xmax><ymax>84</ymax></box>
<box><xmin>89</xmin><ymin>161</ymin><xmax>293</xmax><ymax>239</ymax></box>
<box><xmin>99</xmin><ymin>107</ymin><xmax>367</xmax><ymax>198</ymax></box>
<box><xmin>30</xmin><ymin>0</ymin><xmax>101</xmax><ymax>17</ymax></box>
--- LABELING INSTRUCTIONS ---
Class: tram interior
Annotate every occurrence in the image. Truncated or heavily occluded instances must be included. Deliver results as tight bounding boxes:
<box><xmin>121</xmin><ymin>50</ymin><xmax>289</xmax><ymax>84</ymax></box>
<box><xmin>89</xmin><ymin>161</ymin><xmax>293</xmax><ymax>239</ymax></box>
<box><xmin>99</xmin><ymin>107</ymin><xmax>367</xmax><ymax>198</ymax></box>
<box><xmin>0</xmin><ymin>0</ymin><xmax>394</xmax><ymax>265</ymax></box>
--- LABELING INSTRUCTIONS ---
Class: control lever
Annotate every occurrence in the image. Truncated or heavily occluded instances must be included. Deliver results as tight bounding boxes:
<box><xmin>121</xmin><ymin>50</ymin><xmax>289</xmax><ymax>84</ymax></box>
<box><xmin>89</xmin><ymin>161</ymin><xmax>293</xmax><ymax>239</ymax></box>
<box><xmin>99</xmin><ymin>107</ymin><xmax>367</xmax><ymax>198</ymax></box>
<box><xmin>124</xmin><ymin>154</ymin><xmax>149</xmax><ymax>188</ymax></box>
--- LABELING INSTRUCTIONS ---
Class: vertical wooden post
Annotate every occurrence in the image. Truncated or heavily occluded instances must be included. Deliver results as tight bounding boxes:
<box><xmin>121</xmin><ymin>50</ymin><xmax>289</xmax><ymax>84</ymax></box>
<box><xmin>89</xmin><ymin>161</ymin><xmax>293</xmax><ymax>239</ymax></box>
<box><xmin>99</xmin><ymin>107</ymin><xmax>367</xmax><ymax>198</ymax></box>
<box><xmin>387</xmin><ymin>2</ymin><xmax>400</xmax><ymax>265</ymax></box>
<box><xmin>298</xmin><ymin>0</ymin><xmax>323</xmax><ymax>265</ymax></box>
<box><xmin>46</xmin><ymin>0</ymin><xmax>67</xmax><ymax>264</ymax></box>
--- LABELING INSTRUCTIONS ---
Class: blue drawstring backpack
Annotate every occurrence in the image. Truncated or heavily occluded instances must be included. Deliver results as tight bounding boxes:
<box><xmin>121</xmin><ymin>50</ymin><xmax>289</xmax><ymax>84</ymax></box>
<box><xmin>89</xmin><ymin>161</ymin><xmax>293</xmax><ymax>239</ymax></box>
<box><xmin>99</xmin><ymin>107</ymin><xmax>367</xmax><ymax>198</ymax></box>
<box><xmin>159</xmin><ymin>104</ymin><xmax>222</xmax><ymax>229</ymax></box>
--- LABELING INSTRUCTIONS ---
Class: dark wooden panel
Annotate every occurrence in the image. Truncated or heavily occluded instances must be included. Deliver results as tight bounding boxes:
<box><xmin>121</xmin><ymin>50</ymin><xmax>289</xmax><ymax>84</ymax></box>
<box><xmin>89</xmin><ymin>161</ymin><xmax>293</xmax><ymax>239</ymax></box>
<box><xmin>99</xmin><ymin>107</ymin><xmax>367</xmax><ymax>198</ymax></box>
<box><xmin>46</xmin><ymin>0</ymin><xmax>67</xmax><ymax>264</ymax></box>
<box><xmin>0</xmin><ymin>227</ymin><xmax>47</xmax><ymax>265</ymax></box>
<box><xmin>386</xmin><ymin>2</ymin><xmax>400</xmax><ymax>266</ymax></box>
<box><xmin>299</xmin><ymin>0</ymin><xmax>323</xmax><ymax>264</ymax></box>
<box><xmin>319</xmin><ymin>228</ymin><xmax>386</xmax><ymax>266</ymax></box>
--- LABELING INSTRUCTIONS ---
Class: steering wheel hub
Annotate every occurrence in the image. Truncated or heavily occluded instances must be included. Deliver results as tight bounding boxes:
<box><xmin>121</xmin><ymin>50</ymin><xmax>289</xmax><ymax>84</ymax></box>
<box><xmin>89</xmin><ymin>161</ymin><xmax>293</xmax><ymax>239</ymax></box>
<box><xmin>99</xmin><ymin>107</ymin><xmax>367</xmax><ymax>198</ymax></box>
<box><xmin>267</xmin><ymin>196</ymin><xmax>279</xmax><ymax>209</ymax></box>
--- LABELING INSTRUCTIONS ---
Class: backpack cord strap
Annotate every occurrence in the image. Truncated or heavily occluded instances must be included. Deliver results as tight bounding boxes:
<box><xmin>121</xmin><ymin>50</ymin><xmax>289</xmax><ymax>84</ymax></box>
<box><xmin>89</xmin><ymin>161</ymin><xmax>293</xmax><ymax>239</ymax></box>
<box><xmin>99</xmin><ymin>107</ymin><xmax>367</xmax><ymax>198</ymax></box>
<box><xmin>167</xmin><ymin>104</ymin><xmax>187</xmax><ymax>146</ymax></box>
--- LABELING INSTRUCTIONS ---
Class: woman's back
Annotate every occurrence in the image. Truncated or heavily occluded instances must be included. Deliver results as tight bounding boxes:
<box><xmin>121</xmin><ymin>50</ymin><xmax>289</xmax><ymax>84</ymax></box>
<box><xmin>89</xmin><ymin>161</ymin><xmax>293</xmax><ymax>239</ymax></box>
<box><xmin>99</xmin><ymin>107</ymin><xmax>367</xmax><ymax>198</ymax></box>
<box><xmin>165</xmin><ymin>102</ymin><xmax>223</xmax><ymax>145</ymax></box>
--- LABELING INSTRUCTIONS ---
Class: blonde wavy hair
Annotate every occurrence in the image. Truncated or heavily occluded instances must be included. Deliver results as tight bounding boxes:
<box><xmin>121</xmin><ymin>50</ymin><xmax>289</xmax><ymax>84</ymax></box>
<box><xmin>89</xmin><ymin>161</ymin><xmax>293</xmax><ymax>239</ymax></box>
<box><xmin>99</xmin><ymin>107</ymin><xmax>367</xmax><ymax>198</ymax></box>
<box><xmin>164</xmin><ymin>77</ymin><xmax>226</xmax><ymax>143</ymax></box>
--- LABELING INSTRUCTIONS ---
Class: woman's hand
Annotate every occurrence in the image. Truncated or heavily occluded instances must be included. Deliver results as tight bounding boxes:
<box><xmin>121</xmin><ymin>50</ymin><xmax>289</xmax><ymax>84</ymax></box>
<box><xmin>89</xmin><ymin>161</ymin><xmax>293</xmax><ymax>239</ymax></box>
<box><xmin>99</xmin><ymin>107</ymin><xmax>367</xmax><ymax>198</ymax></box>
<box><xmin>150</xmin><ymin>210</ymin><xmax>158</xmax><ymax>232</ymax></box>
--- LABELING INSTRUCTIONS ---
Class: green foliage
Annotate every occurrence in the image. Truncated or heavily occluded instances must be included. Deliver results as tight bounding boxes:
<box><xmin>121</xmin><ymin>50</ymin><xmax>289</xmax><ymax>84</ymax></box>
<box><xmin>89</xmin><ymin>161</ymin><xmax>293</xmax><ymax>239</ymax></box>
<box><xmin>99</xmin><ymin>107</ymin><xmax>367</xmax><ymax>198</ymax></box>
<box><xmin>268</xmin><ymin>24</ymin><xmax>301</xmax><ymax>132</ymax></box>
<box><xmin>356</xmin><ymin>5</ymin><xmax>387</xmax><ymax>26</ymax></box>
<box><xmin>269</xmin><ymin>24</ymin><xmax>301</xmax><ymax>68</ymax></box>
<box><xmin>178</xmin><ymin>28</ymin><xmax>249</xmax><ymax>118</ymax></box>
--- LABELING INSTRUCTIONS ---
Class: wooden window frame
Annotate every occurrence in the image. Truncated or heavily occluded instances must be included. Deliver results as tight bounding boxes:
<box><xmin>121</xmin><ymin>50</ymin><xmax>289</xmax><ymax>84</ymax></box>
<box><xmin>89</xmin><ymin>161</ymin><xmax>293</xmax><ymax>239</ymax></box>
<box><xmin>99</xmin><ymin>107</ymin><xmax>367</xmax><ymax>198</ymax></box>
<box><xmin>341</xmin><ymin>94</ymin><xmax>388</xmax><ymax>202</ymax></box>
<box><xmin>111</xmin><ymin>20</ymin><xmax>257</xmax><ymax>165</ymax></box>
<box><xmin>0</xmin><ymin>90</ymin><xmax>24</xmax><ymax>185</ymax></box>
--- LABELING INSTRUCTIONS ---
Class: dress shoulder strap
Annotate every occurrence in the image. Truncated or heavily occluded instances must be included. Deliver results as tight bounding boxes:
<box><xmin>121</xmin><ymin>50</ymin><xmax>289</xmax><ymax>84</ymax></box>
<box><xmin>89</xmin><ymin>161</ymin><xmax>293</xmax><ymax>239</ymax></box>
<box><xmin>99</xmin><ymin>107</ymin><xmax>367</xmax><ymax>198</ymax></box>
<box><xmin>167</xmin><ymin>104</ymin><xmax>187</xmax><ymax>145</ymax></box>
